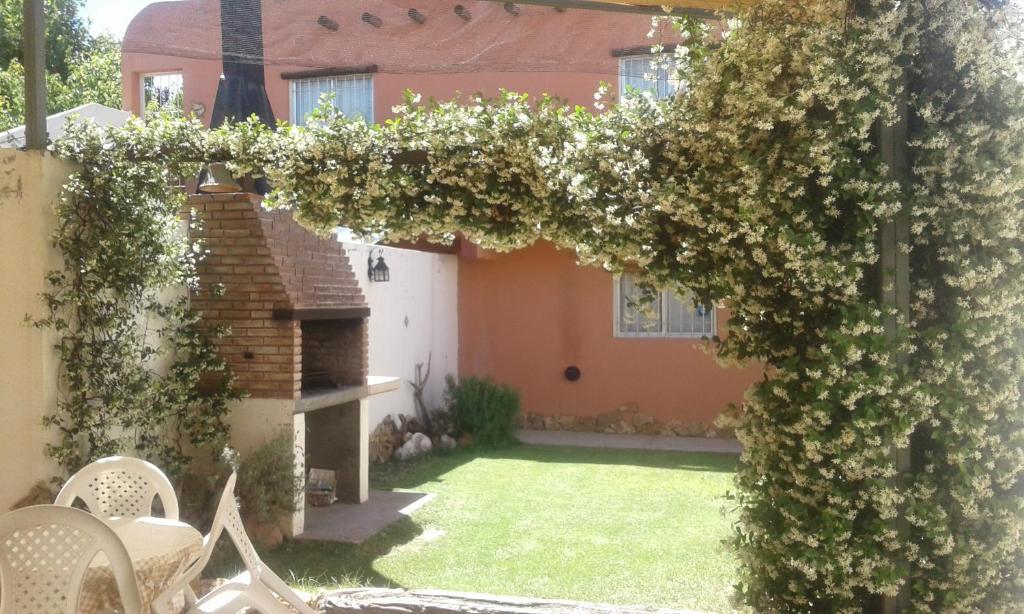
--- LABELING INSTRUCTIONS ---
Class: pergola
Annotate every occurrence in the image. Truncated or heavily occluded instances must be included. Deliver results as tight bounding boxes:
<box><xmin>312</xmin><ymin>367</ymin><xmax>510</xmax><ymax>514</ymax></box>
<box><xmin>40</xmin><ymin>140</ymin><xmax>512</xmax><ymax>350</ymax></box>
<box><xmin>15</xmin><ymin>1</ymin><xmax>915</xmax><ymax>611</ymax></box>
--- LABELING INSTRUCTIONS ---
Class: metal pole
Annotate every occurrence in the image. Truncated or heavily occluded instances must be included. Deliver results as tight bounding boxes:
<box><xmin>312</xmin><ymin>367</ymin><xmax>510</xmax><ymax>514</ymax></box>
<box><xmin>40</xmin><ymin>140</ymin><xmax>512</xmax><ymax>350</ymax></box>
<box><xmin>23</xmin><ymin>0</ymin><xmax>47</xmax><ymax>150</ymax></box>
<box><xmin>879</xmin><ymin>73</ymin><xmax>912</xmax><ymax>614</ymax></box>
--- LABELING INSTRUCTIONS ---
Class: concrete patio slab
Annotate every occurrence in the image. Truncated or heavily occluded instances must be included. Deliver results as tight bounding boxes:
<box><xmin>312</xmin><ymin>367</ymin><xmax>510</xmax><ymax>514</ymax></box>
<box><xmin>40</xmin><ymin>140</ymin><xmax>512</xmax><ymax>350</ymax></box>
<box><xmin>296</xmin><ymin>489</ymin><xmax>434</xmax><ymax>544</ymax></box>
<box><xmin>517</xmin><ymin>430</ymin><xmax>742</xmax><ymax>454</ymax></box>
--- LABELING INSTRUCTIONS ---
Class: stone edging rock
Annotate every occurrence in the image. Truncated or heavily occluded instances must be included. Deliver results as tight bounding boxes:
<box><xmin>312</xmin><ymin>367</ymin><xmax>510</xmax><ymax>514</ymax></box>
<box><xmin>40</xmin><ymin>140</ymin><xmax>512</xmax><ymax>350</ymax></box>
<box><xmin>522</xmin><ymin>404</ymin><xmax>733</xmax><ymax>439</ymax></box>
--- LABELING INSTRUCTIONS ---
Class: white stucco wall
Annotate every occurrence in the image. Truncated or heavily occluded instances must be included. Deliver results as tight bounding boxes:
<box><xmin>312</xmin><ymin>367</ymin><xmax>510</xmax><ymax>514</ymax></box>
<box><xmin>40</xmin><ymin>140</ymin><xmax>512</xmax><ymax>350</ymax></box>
<box><xmin>0</xmin><ymin>149</ymin><xmax>73</xmax><ymax>510</ymax></box>
<box><xmin>343</xmin><ymin>242</ymin><xmax>459</xmax><ymax>429</ymax></box>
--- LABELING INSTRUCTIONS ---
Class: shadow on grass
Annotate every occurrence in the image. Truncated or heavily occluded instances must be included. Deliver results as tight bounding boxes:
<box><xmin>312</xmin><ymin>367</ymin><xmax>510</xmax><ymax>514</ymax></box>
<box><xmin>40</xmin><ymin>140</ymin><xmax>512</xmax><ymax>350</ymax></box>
<box><xmin>372</xmin><ymin>441</ymin><xmax>737</xmax><ymax>491</ymax></box>
<box><xmin>204</xmin><ymin>516</ymin><xmax>423</xmax><ymax>591</ymax></box>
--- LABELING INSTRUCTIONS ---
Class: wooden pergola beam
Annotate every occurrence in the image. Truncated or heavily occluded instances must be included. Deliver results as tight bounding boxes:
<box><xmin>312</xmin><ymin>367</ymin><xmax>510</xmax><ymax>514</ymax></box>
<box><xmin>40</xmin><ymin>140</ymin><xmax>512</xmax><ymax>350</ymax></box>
<box><xmin>22</xmin><ymin>0</ymin><xmax>46</xmax><ymax>149</ymax></box>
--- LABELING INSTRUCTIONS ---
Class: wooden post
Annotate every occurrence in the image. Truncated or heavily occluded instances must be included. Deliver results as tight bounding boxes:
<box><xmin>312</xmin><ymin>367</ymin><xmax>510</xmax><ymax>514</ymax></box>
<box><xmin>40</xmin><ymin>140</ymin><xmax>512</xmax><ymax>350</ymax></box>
<box><xmin>879</xmin><ymin>73</ymin><xmax>912</xmax><ymax>614</ymax></box>
<box><xmin>23</xmin><ymin>0</ymin><xmax>47</xmax><ymax>149</ymax></box>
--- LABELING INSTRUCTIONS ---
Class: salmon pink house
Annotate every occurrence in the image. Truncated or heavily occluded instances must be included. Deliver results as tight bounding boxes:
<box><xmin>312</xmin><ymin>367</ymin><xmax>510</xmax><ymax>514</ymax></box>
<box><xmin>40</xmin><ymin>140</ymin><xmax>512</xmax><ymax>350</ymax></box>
<box><xmin>122</xmin><ymin>0</ymin><xmax>759</xmax><ymax>436</ymax></box>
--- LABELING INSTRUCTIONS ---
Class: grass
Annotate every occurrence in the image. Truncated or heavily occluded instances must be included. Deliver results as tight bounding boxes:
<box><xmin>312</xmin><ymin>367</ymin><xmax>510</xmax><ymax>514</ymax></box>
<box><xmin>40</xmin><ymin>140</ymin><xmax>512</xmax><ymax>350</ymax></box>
<box><xmin>227</xmin><ymin>444</ymin><xmax>740</xmax><ymax>613</ymax></box>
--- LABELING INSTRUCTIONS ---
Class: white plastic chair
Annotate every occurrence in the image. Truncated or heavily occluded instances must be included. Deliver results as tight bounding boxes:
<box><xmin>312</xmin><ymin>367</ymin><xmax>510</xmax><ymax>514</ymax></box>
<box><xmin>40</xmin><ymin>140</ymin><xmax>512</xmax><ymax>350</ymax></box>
<box><xmin>0</xmin><ymin>504</ymin><xmax>143</xmax><ymax>614</ymax></box>
<box><xmin>151</xmin><ymin>472</ymin><xmax>315</xmax><ymax>614</ymax></box>
<box><xmin>55</xmin><ymin>455</ymin><xmax>180</xmax><ymax>521</ymax></box>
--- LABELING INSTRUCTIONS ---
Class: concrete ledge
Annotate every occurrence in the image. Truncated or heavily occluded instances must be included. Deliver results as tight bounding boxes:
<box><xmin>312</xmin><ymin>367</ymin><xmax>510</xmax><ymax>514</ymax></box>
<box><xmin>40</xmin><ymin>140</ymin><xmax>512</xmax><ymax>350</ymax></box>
<box><xmin>366</xmin><ymin>375</ymin><xmax>401</xmax><ymax>396</ymax></box>
<box><xmin>322</xmin><ymin>588</ymin><xmax>706</xmax><ymax>613</ymax></box>
<box><xmin>295</xmin><ymin>375</ymin><xmax>400</xmax><ymax>414</ymax></box>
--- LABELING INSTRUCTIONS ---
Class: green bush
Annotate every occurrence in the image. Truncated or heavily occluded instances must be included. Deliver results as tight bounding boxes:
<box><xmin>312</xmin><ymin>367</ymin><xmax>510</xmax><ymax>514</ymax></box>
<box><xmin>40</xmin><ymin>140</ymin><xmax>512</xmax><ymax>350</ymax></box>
<box><xmin>231</xmin><ymin>434</ymin><xmax>302</xmax><ymax>523</ymax></box>
<box><xmin>445</xmin><ymin>375</ymin><xmax>521</xmax><ymax>448</ymax></box>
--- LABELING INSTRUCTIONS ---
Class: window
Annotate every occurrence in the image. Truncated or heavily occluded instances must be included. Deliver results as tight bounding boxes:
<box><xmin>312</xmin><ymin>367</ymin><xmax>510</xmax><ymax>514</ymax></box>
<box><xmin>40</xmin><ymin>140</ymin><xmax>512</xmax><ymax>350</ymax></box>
<box><xmin>614</xmin><ymin>273</ymin><xmax>715</xmax><ymax>338</ymax></box>
<box><xmin>140</xmin><ymin>72</ymin><xmax>183</xmax><ymax>115</ymax></box>
<box><xmin>290</xmin><ymin>74</ymin><xmax>373</xmax><ymax>126</ymax></box>
<box><xmin>618</xmin><ymin>54</ymin><xmax>677</xmax><ymax>100</ymax></box>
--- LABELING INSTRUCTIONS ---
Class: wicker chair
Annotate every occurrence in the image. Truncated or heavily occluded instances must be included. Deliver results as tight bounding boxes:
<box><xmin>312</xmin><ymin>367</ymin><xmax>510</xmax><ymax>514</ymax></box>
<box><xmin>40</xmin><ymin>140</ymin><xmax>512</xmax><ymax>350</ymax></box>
<box><xmin>0</xmin><ymin>504</ymin><xmax>142</xmax><ymax>614</ymax></box>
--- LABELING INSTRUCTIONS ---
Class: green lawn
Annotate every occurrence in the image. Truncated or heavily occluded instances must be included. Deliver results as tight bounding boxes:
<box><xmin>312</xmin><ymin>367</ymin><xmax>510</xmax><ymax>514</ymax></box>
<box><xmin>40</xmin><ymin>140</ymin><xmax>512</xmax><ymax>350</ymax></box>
<box><xmin>261</xmin><ymin>445</ymin><xmax>740</xmax><ymax>613</ymax></box>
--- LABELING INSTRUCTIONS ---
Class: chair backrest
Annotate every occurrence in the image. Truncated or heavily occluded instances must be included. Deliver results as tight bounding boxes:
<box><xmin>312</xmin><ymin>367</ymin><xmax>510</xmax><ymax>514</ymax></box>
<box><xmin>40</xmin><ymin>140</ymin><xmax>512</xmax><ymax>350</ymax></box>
<box><xmin>55</xmin><ymin>455</ymin><xmax>179</xmax><ymax>521</ymax></box>
<box><xmin>0</xmin><ymin>505</ymin><xmax>142</xmax><ymax>614</ymax></box>
<box><xmin>206</xmin><ymin>472</ymin><xmax>265</xmax><ymax>582</ymax></box>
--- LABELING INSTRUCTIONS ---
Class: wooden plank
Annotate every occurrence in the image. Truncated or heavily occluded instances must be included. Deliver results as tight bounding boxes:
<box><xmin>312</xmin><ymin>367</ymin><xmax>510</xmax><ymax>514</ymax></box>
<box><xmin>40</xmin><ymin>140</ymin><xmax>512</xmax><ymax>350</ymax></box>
<box><xmin>322</xmin><ymin>588</ymin><xmax>702</xmax><ymax>614</ymax></box>
<box><xmin>281</xmin><ymin>65</ymin><xmax>379</xmax><ymax>81</ymax></box>
<box><xmin>611</xmin><ymin>43</ymin><xmax>679</xmax><ymax>57</ymax></box>
<box><xmin>879</xmin><ymin>62</ymin><xmax>911</xmax><ymax>614</ymax></box>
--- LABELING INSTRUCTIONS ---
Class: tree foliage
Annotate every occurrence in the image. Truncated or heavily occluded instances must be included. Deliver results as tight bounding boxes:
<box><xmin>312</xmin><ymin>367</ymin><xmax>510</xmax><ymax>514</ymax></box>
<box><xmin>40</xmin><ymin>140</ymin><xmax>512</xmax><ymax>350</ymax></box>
<box><xmin>0</xmin><ymin>0</ymin><xmax>121</xmax><ymax>133</ymax></box>
<box><xmin>0</xmin><ymin>0</ymin><xmax>91</xmax><ymax>79</ymax></box>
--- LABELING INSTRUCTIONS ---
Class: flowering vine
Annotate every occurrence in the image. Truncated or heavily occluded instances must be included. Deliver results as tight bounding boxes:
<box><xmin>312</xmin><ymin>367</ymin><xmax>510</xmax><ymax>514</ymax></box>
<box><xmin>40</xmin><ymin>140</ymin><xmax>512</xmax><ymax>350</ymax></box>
<box><xmin>37</xmin><ymin>115</ymin><xmax>239</xmax><ymax>480</ymax></box>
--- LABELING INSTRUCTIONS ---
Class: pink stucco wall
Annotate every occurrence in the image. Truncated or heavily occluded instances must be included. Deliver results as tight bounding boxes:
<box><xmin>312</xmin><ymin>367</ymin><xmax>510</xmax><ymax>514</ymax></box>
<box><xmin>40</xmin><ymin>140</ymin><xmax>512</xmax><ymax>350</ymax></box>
<box><xmin>459</xmin><ymin>242</ymin><xmax>759</xmax><ymax>424</ymax></box>
<box><xmin>122</xmin><ymin>0</ymin><xmax>758</xmax><ymax>424</ymax></box>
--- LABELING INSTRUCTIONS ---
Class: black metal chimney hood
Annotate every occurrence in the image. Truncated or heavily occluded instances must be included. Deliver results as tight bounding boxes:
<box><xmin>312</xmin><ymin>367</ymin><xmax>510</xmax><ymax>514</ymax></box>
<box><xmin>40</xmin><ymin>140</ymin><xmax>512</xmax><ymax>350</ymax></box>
<box><xmin>211</xmin><ymin>0</ymin><xmax>276</xmax><ymax>130</ymax></box>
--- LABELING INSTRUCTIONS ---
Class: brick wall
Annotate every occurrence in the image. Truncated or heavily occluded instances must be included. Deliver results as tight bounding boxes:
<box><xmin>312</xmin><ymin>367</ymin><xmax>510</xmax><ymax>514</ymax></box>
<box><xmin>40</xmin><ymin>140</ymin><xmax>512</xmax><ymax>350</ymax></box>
<box><xmin>301</xmin><ymin>319</ymin><xmax>369</xmax><ymax>387</ymax></box>
<box><xmin>189</xmin><ymin>193</ymin><xmax>367</xmax><ymax>399</ymax></box>
<box><xmin>261</xmin><ymin>209</ymin><xmax>364</xmax><ymax>308</ymax></box>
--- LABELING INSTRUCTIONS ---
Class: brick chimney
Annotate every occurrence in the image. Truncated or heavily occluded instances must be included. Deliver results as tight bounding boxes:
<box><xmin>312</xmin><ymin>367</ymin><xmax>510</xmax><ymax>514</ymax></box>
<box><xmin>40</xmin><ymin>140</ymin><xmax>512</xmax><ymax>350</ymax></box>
<box><xmin>189</xmin><ymin>192</ymin><xmax>368</xmax><ymax>400</ymax></box>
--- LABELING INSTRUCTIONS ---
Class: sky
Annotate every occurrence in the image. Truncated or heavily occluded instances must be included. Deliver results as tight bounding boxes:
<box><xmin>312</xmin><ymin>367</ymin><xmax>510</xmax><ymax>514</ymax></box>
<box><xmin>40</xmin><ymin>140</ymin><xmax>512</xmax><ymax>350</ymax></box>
<box><xmin>83</xmin><ymin>0</ymin><xmax>159</xmax><ymax>39</ymax></box>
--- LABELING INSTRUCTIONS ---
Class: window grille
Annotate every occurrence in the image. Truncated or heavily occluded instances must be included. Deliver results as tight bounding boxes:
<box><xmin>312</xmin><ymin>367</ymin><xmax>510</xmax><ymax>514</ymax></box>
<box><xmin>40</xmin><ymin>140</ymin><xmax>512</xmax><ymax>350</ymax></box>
<box><xmin>615</xmin><ymin>273</ymin><xmax>714</xmax><ymax>338</ymax></box>
<box><xmin>141</xmin><ymin>73</ymin><xmax>183</xmax><ymax>115</ymax></box>
<box><xmin>290</xmin><ymin>74</ymin><xmax>373</xmax><ymax>125</ymax></box>
<box><xmin>618</xmin><ymin>54</ymin><xmax>677</xmax><ymax>100</ymax></box>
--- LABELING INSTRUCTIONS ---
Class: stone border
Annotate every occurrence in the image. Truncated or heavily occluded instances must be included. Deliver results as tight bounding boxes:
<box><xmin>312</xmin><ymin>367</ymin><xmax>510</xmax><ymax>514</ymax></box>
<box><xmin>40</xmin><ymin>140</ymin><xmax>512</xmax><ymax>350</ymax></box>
<box><xmin>522</xmin><ymin>404</ymin><xmax>733</xmax><ymax>439</ymax></box>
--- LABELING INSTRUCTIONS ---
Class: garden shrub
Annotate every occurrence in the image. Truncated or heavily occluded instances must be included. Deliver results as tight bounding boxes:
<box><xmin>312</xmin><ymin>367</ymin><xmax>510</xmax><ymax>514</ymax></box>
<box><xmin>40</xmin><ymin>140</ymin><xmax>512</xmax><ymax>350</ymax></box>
<box><xmin>230</xmin><ymin>434</ymin><xmax>302</xmax><ymax>524</ymax></box>
<box><xmin>445</xmin><ymin>375</ymin><xmax>521</xmax><ymax>448</ymax></box>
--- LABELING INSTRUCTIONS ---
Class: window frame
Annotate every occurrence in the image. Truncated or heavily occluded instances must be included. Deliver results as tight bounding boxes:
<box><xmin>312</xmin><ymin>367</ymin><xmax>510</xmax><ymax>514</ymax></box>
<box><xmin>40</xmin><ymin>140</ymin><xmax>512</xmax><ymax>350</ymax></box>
<box><xmin>617</xmin><ymin>53</ymin><xmax>678</xmax><ymax>101</ymax></box>
<box><xmin>612</xmin><ymin>274</ymin><xmax>716</xmax><ymax>339</ymax></box>
<box><xmin>139</xmin><ymin>71</ymin><xmax>184</xmax><ymax>117</ymax></box>
<box><xmin>288</xmin><ymin>73</ymin><xmax>374</xmax><ymax>126</ymax></box>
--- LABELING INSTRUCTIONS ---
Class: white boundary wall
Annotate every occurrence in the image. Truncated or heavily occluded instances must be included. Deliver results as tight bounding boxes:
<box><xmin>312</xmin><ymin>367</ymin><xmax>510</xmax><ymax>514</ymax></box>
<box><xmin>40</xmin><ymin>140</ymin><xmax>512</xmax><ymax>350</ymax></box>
<box><xmin>343</xmin><ymin>243</ymin><xmax>459</xmax><ymax>429</ymax></box>
<box><xmin>0</xmin><ymin>150</ymin><xmax>72</xmax><ymax>510</ymax></box>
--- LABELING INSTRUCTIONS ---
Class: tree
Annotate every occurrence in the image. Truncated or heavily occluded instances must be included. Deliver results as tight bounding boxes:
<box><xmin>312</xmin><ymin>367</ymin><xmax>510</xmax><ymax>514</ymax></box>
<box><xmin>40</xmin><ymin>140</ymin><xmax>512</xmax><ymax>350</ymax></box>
<box><xmin>0</xmin><ymin>28</ymin><xmax>121</xmax><ymax>132</ymax></box>
<box><xmin>0</xmin><ymin>0</ymin><xmax>122</xmax><ymax>132</ymax></box>
<box><xmin>0</xmin><ymin>0</ymin><xmax>91</xmax><ymax>79</ymax></box>
<box><xmin>48</xmin><ymin>34</ymin><xmax>121</xmax><ymax>112</ymax></box>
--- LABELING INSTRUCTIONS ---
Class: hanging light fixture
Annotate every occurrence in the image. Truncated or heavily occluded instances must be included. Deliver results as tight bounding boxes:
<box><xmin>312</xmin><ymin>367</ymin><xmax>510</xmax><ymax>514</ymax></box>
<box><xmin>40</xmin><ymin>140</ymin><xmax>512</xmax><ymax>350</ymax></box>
<box><xmin>197</xmin><ymin>162</ymin><xmax>242</xmax><ymax>193</ymax></box>
<box><xmin>368</xmin><ymin>247</ymin><xmax>390</xmax><ymax>282</ymax></box>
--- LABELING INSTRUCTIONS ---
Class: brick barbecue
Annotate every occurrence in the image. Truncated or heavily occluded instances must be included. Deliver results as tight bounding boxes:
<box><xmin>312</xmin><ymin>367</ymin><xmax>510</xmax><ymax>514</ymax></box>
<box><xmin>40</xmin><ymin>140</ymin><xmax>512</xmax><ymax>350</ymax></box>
<box><xmin>189</xmin><ymin>192</ymin><xmax>395</xmax><ymax>529</ymax></box>
<box><xmin>189</xmin><ymin>192</ymin><xmax>368</xmax><ymax>398</ymax></box>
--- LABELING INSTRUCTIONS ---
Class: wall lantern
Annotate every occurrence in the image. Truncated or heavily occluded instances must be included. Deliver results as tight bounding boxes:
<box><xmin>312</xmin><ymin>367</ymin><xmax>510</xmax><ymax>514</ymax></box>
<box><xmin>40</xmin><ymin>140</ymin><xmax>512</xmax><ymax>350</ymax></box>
<box><xmin>368</xmin><ymin>247</ymin><xmax>390</xmax><ymax>282</ymax></box>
